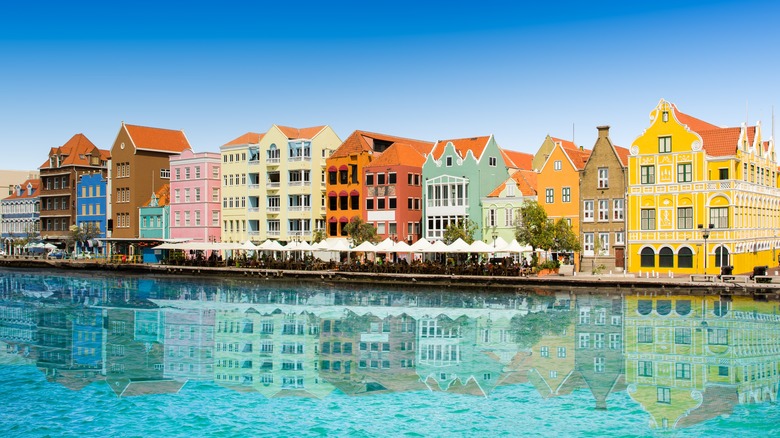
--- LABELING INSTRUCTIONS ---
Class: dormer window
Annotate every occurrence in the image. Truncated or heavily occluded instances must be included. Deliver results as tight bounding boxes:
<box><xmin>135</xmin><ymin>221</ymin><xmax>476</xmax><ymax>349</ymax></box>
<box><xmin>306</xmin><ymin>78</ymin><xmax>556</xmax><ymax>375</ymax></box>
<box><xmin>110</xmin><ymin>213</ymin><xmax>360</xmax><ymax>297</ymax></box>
<box><xmin>506</xmin><ymin>183</ymin><xmax>516</xmax><ymax>197</ymax></box>
<box><xmin>489</xmin><ymin>157</ymin><xmax>497</xmax><ymax>167</ymax></box>
<box><xmin>446</xmin><ymin>156</ymin><xmax>453</xmax><ymax>167</ymax></box>
<box><xmin>49</xmin><ymin>156</ymin><xmax>56</xmax><ymax>167</ymax></box>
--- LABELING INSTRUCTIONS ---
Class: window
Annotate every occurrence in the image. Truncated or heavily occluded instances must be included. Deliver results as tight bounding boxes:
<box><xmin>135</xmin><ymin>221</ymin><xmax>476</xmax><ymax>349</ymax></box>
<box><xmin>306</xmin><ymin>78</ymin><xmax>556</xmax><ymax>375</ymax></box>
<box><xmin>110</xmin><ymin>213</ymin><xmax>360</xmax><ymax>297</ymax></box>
<box><xmin>557</xmin><ymin>347</ymin><xmax>566</xmax><ymax>358</ymax></box>
<box><xmin>710</xmin><ymin>207</ymin><xmax>728</xmax><ymax>228</ymax></box>
<box><xmin>707</xmin><ymin>328</ymin><xmax>728</xmax><ymax>345</ymax></box>
<box><xmin>377</xmin><ymin>173</ymin><xmax>386</xmax><ymax>185</ymax></box>
<box><xmin>598</xmin><ymin>233</ymin><xmax>609</xmax><ymax>255</ymax></box>
<box><xmin>540</xmin><ymin>346</ymin><xmax>549</xmax><ymax>357</ymax></box>
<box><xmin>598</xmin><ymin>168</ymin><xmax>608</xmax><ymax>188</ymax></box>
<box><xmin>545</xmin><ymin>188</ymin><xmax>554</xmax><ymax>203</ymax></box>
<box><xmin>578</xmin><ymin>333</ymin><xmax>590</xmax><ymax>348</ymax></box>
<box><xmin>583</xmin><ymin>200</ymin><xmax>594</xmax><ymax>221</ymax></box>
<box><xmin>594</xmin><ymin>357</ymin><xmax>605</xmax><ymax>373</ymax></box>
<box><xmin>161</xmin><ymin>169</ymin><xmax>170</xmax><ymax>179</ymax></box>
<box><xmin>637</xmin><ymin>326</ymin><xmax>653</xmax><ymax>343</ymax></box>
<box><xmin>366</xmin><ymin>174</ymin><xmax>374</xmax><ymax>185</ymax></box>
<box><xmin>554</xmin><ymin>160</ymin><xmax>562</xmax><ymax>171</ymax></box>
<box><xmin>388</xmin><ymin>173</ymin><xmax>396</xmax><ymax>184</ymax></box>
<box><xmin>638</xmin><ymin>360</ymin><xmax>653</xmax><ymax>377</ymax></box>
<box><xmin>212</xmin><ymin>188</ymin><xmax>219</xmax><ymax>202</ymax></box>
<box><xmin>562</xmin><ymin>187</ymin><xmax>570</xmax><ymax>203</ymax></box>
<box><xmin>175</xmin><ymin>168</ymin><xmax>181</xmax><ymax>180</ymax></box>
<box><xmin>677</xmin><ymin>207</ymin><xmax>693</xmax><ymax>229</ymax></box>
<box><xmin>675</xmin><ymin>363</ymin><xmax>691</xmax><ymax>380</ymax></box>
<box><xmin>674</xmin><ymin>328</ymin><xmax>691</xmax><ymax>345</ymax></box>
<box><xmin>488</xmin><ymin>209</ymin><xmax>496</xmax><ymax>227</ymax></box>
<box><xmin>613</xmin><ymin>199</ymin><xmax>624</xmax><ymax>221</ymax></box>
<box><xmin>489</xmin><ymin>157</ymin><xmax>497</xmax><ymax>166</ymax></box>
<box><xmin>640</xmin><ymin>247</ymin><xmax>655</xmax><ymax>267</ymax></box>
<box><xmin>677</xmin><ymin>163</ymin><xmax>692</xmax><ymax>182</ymax></box>
<box><xmin>598</xmin><ymin>200</ymin><xmax>609</xmax><ymax>221</ymax></box>
<box><xmin>659</xmin><ymin>136</ymin><xmax>671</xmax><ymax>153</ymax></box>
<box><xmin>185</xmin><ymin>167</ymin><xmax>191</xmax><ymax>179</ymax></box>
<box><xmin>719</xmin><ymin>168</ymin><xmax>729</xmax><ymax>180</ymax></box>
<box><xmin>366</xmin><ymin>199</ymin><xmax>374</xmax><ymax>210</ymax></box>
<box><xmin>583</xmin><ymin>233</ymin><xmax>594</xmax><ymax>254</ymax></box>
<box><xmin>388</xmin><ymin>198</ymin><xmax>396</xmax><ymax>209</ymax></box>
<box><xmin>657</xmin><ymin>387</ymin><xmax>671</xmax><ymax>404</ymax></box>
<box><xmin>640</xmin><ymin>209</ymin><xmax>656</xmax><ymax>230</ymax></box>
<box><xmin>659</xmin><ymin>247</ymin><xmax>674</xmax><ymax>267</ymax></box>
<box><xmin>195</xmin><ymin>188</ymin><xmax>201</xmax><ymax>202</ymax></box>
<box><xmin>641</xmin><ymin>165</ymin><xmax>655</xmax><ymax>184</ymax></box>
<box><xmin>446</xmin><ymin>156</ymin><xmax>453</xmax><ymax>167</ymax></box>
<box><xmin>195</xmin><ymin>167</ymin><xmax>201</xmax><ymax>179</ymax></box>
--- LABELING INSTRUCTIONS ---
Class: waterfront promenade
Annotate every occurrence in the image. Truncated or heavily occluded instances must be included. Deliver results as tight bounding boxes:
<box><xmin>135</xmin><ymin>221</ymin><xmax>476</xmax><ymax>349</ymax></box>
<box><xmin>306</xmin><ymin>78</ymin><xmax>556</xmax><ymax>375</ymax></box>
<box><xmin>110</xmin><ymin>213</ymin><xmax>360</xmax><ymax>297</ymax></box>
<box><xmin>3</xmin><ymin>255</ymin><xmax>780</xmax><ymax>296</ymax></box>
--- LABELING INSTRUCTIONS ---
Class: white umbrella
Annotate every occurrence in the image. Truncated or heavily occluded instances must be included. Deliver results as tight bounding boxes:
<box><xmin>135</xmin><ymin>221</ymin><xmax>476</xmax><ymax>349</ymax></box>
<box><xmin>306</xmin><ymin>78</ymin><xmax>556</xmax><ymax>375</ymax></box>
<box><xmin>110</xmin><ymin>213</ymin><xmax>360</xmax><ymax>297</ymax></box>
<box><xmin>446</xmin><ymin>238</ymin><xmax>471</xmax><ymax>253</ymax></box>
<box><xmin>489</xmin><ymin>236</ymin><xmax>509</xmax><ymax>252</ymax></box>
<box><xmin>409</xmin><ymin>238</ymin><xmax>432</xmax><ymax>252</ymax></box>
<box><xmin>43</xmin><ymin>243</ymin><xmax>57</xmax><ymax>250</ymax></box>
<box><xmin>328</xmin><ymin>239</ymin><xmax>352</xmax><ymax>252</ymax></box>
<box><xmin>393</xmin><ymin>241</ymin><xmax>412</xmax><ymax>253</ymax></box>
<box><xmin>374</xmin><ymin>238</ymin><xmax>396</xmax><ymax>252</ymax></box>
<box><xmin>424</xmin><ymin>240</ymin><xmax>449</xmax><ymax>253</ymax></box>
<box><xmin>240</xmin><ymin>240</ymin><xmax>259</xmax><ymax>250</ymax></box>
<box><xmin>311</xmin><ymin>240</ymin><xmax>329</xmax><ymax>251</ymax></box>
<box><xmin>505</xmin><ymin>239</ymin><xmax>532</xmax><ymax>253</ymax></box>
<box><xmin>353</xmin><ymin>241</ymin><xmax>377</xmax><ymax>253</ymax></box>
<box><xmin>469</xmin><ymin>240</ymin><xmax>495</xmax><ymax>253</ymax></box>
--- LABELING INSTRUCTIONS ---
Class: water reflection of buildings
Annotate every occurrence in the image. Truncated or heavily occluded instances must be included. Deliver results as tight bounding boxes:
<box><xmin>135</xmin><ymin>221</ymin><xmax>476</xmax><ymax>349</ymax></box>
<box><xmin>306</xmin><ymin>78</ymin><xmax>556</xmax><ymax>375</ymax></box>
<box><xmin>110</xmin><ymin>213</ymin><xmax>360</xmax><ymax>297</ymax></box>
<box><xmin>625</xmin><ymin>295</ymin><xmax>780</xmax><ymax>430</ymax></box>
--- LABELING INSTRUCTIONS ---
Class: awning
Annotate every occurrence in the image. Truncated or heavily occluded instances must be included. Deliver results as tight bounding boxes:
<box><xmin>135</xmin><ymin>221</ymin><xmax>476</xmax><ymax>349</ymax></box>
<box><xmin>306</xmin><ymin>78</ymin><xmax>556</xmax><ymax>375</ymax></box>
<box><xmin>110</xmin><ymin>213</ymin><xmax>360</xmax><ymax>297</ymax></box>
<box><xmin>328</xmin><ymin>217</ymin><xmax>338</xmax><ymax>223</ymax></box>
<box><xmin>328</xmin><ymin>191</ymin><xmax>337</xmax><ymax>197</ymax></box>
<box><xmin>350</xmin><ymin>190</ymin><xmax>359</xmax><ymax>196</ymax></box>
<box><xmin>339</xmin><ymin>190</ymin><xmax>348</xmax><ymax>197</ymax></box>
<box><xmin>328</xmin><ymin>166</ymin><xmax>337</xmax><ymax>172</ymax></box>
<box><xmin>338</xmin><ymin>164</ymin><xmax>348</xmax><ymax>171</ymax></box>
<box><xmin>339</xmin><ymin>217</ymin><xmax>349</xmax><ymax>223</ymax></box>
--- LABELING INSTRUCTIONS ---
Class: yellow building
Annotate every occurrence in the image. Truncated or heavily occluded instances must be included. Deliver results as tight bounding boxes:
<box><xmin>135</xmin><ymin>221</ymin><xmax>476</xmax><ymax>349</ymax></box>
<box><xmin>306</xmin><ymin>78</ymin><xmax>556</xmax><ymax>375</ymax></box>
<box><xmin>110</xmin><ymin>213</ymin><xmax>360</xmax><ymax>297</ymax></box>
<box><xmin>220</xmin><ymin>125</ymin><xmax>341</xmax><ymax>243</ymax></box>
<box><xmin>627</xmin><ymin>99</ymin><xmax>779</xmax><ymax>275</ymax></box>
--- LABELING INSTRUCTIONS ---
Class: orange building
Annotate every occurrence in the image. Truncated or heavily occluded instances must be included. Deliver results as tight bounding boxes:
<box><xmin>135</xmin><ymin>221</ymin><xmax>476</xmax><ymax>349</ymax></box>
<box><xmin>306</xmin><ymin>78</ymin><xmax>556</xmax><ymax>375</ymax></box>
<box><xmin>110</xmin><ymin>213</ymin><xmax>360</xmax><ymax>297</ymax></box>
<box><xmin>326</xmin><ymin>131</ymin><xmax>432</xmax><ymax>238</ymax></box>
<box><xmin>536</xmin><ymin>136</ymin><xmax>591</xmax><ymax>270</ymax></box>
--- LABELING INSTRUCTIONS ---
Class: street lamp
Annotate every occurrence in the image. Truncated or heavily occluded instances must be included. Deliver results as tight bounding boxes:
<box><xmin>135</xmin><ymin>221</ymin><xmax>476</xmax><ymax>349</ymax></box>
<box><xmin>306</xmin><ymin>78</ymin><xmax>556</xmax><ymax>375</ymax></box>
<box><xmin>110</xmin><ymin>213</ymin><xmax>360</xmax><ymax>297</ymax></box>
<box><xmin>698</xmin><ymin>223</ymin><xmax>714</xmax><ymax>274</ymax></box>
<box><xmin>492</xmin><ymin>231</ymin><xmax>498</xmax><ymax>248</ymax></box>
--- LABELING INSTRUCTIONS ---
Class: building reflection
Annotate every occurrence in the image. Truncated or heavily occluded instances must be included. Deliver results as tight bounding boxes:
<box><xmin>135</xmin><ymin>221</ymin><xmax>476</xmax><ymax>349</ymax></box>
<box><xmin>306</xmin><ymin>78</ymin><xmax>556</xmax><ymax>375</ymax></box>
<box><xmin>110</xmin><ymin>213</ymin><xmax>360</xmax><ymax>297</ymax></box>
<box><xmin>1</xmin><ymin>270</ymin><xmax>779</xmax><ymax>430</ymax></box>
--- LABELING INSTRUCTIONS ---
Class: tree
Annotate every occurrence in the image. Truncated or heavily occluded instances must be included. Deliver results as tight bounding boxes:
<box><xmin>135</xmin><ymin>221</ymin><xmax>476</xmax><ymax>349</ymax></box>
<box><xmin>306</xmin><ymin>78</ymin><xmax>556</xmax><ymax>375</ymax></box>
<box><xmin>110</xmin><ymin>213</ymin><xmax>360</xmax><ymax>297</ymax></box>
<box><xmin>550</xmin><ymin>218</ymin><xmax>581</xmax><ymax>254</ymax></box>
<box><xmin>442</xmin><ymin>219</ymin><xmax>478</xmax><ymax>244</ymax></box>
<box><xmin>515</xmin><ymin>201</ymin><xmax>552</xmax><ymax>252</ymax></box>
<box><xmin>343</xmin><ymin>216</ymin><xmax>377</xmax><ymax>246</ymax></box>
<box><xmin>68</xmin><ymin>223</ymin><xmax>102</xmax><ymax>254</ymax></box>
<box><xmin>311</xmin><ymin>228</ymin><xmax>327</xmax><ymax>243</ymax></box>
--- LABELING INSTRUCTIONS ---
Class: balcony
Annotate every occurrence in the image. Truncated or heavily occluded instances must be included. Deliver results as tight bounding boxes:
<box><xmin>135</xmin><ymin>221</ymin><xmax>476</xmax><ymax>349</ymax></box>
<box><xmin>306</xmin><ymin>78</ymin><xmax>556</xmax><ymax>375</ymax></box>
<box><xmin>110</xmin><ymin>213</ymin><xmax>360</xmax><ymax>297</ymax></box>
<box><xmin>268</xmin><ymin>207</ymin><xmax>280</xmax><ymax>213</ymax></box>
<box><xmin>267</xmin><ymin>157</ymin><xmax>280</xmax><ymax>165</ymax></box>
<box><xmin>288</xmin><ymin>156</ymin><xmax>312</xmax><ymax>163</ymax></box>
<box><xmin>248</xmin><ymin>184</ymin><xmax>260</xmax><ymax>190</ymax></box>
<box><xmin>267</xmin><ymin>182</ymin><xmax>280</xmax><ymax>189</ymax></box>
<box><xmin>247</xmin><ymin>207</ymin><xmax>260</xmax><ymax>213</ymax></box>
<box><xmin>248</xmin><ymin>159</ymin><xmax>260</xmax><ymax>166</ymax></box>
<box><xmin>268</xmin><ymin>230</ymin><xmax>280</xmax><ymax>237</ymax></box>
<box><xmin>248</xmin><ymin>231</ymin><xmax>260</xmax><ymax>237</ymax></box>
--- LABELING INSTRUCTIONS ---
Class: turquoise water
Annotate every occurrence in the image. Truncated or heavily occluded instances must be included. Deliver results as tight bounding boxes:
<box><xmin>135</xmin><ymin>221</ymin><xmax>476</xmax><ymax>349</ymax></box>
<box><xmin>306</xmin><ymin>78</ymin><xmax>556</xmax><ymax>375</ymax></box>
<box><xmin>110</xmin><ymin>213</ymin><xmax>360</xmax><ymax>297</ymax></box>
<box><xmin>1</xmin><ymin>268</ymin><xmax>778</xmax><ymax>436</ymax></box>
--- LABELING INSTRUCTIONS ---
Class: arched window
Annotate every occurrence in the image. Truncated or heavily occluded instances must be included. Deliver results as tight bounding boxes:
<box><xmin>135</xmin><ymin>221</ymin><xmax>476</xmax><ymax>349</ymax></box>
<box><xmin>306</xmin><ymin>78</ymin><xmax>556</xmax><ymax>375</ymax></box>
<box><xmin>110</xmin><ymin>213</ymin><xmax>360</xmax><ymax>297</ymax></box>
<box><xmin>714</xmin><ymin>246</ymin><xmax>730</xmax><ymax>267</ymax></box>
<box><xmin>676</xmin><ymin>300</ymin><xmax>691</xmax><ymax>316</ymax></box>
<box><xmin>678</xmin><ymin>247</ymin><xmax>693</xmax><ymax>268</ymax></box>
<box><xmin>656</xmin><ymin>300</ymin><xmax>672</xmax><ymax>316</ymax></box>
<box><xmin>637</xmin><ymin>300</ymin><xmax>653</xmax><ymax>316</ymax></box>
<box><xmin>659</xmin><ymin>247</ymin><xmax>674</xmax><ymax>268</ymax></box>
<box><xmin>641</xmin><ymin>247</ymin><xmax>655</xmax><ymax>268</ymax></box>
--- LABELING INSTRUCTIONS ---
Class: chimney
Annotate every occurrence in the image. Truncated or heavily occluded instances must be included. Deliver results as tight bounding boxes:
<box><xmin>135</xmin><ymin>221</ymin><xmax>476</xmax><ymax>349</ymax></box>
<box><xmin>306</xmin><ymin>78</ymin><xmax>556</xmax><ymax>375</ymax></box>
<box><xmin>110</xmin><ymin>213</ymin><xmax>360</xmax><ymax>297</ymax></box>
<box><xmin>597</xmin><ymin>125</ymin><xmax>610</xmax><ymax>139</ymax></box>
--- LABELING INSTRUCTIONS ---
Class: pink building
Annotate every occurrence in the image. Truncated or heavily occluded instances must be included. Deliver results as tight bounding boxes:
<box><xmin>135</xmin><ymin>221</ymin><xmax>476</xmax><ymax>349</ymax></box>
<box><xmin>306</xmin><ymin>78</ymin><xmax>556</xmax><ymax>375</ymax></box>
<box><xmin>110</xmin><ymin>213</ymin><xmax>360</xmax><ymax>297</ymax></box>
<box><xmin>169</xmin><ymin>150</ymin><xmax>221</xmax><ymax>242</ymax></box>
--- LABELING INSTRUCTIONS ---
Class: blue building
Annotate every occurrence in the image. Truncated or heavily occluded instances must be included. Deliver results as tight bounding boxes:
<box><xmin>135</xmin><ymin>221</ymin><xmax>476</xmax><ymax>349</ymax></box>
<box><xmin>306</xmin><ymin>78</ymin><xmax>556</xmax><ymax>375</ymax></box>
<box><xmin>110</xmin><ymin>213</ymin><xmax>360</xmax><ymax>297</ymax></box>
<box><xmin>76</xmin><ymin>174</ymin><xmax>107</xmax><ymax>256</ymax></box>
<box><xmin>72</xmin><ymin>307</ymin><xmax>104</xmax><ymax>368</ymax></box>
<box><xmin>1</xmin><ymin>179</ymin><xmax>40</xmax><ymax>255</ymax></box>
<box><xmin>139</xmin><ymin>185</ymin><xmax>170</xmax><ymax>263</ymax></box>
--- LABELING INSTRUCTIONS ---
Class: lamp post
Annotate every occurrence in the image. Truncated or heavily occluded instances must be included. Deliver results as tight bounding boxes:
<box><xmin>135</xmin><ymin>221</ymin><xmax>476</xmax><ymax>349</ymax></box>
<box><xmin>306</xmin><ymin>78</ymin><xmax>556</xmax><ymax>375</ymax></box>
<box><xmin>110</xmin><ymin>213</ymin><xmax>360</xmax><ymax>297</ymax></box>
<box><xmin>698</xmin><ymin>223</ymin><xmax>714</xmax><ymax>274</ymax></box>
<box><xmin>492</xmin><ymin>231</ymin><xmax>498</xmax><ymax>249</ymax></box>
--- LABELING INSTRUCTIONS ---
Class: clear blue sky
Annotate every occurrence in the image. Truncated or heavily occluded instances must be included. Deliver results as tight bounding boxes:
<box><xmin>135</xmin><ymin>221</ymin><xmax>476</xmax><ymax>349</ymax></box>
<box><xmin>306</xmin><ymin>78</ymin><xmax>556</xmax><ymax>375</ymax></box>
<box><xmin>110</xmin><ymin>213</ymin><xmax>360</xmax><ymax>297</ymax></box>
<box><xmin>1</xmin><ymin>1</ymin><xmax>778</xmax><ymax>171</ymax></box>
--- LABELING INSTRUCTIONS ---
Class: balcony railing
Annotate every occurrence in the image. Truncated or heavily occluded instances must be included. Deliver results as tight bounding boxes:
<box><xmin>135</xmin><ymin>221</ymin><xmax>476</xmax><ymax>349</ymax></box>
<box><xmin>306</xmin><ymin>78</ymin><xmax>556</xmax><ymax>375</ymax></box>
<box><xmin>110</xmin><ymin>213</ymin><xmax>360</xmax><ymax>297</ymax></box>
<box><xmin>248</xmin><ymin>231</ymin><xmax>260</xmax><ymax>237</ymax></box>
<box><xmin>268</xmin><ymin>206</ymin><xmax>280</xmax><ymax>212</ymax></box>
<box><xmin>248</xmin><ymin>184</ymin><xmax>260</xmax><ymax>190</ymax></box>
<box><xmin>247</xmin><ymin>207</ymin><xmax>260</xmax><ymax>213</ymax></box>
<box><xmin>288</xmin><ymin>206</ymin><xmax>312</xmax><ymax>212</ymax></box>
<box><xmin>267</xmin><ymin>157</ymin><xmax>280</xmax><ymax>164</ymax></box>
<box><xmin>288</xmin><ymin>156</ymin><xmax>312</xmax><ymax>162</ymax></box>
<box><xmin>268</xmin><ymin>230</ymin><xmax>280</xmax><ymax>237</ymax></box>
<box><xmin>248</xmin><ymin>159</ymin><xmax>260</xmax><ymax>166</ymax></box>
<box><xmin>267</xmin><ymin>182</ymin><xmax>280</xmax><ymax>188</ymax></box>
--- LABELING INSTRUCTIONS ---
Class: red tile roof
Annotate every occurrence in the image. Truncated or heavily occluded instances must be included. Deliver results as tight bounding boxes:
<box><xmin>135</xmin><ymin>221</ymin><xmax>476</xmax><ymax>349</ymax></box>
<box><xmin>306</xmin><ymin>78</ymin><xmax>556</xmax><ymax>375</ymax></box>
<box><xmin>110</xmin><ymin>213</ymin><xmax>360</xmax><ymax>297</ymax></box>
<box><xmin>501</xmin><ymin>149</ymin><xmax>533</xmax><ymax>170</ymax></box>
<box><xmin>38</xmin><ymin>134</ymin><xmax>110</xmax><ymax>169</ymax></box>
<box><xmin>614</xmin><ymin>145</ymin><xmax>630</xmax><ymax>167</ymax></box>
<box><xmin>430</xmin><ymin>136</ymin><xmax>492</xmax><ymax>161</ymax></box>
<box><xmin>672</xmin><ymin>105</ymin><xmax>720</xmax><ymax>133</ymax></box>
<box><xmin>331</xmin><ymin>130</ymin><xmax>433</xmax><ymax>159</ymax></box>
<box><xmin>143</xmin><ymin>183</ymin><xmax>170</xmax><ymax>207</ymax></box>
<box><xmin>550</xmin><ymin>137</ymin><xmax>579</xmax><ymax>151</ymax></box>
<box><xmin>276</xmin><ymin>125</ymin><xmax>326</xmax><ymax>140</ymax></box>
<box><xmin>223</xmin><ymin>132</ymin><xmax>264</xmax><ymax>147</ymax></box>
<box><xmin>699</xmin><ymin>126</ymin><xmax>756</xmax><ymax>157</ymax></box>
<box><xmin>365</xmin><ymin>142</ymin><xmax>427</xmax><ymax>168</ymax></box>
<box><xmin>3</xmin><ymin>179</ymin><xmax>39</xmax><ymax>200</ymax></box>
<box><xmin>487</xmin><ymin>170</ymin><xmax>538</xmax><ymax>197</ymax></box>
<box><xmin>124</xmin><ymin>123</ymin><xmax>191</xmax><ymax>153</ymax></box>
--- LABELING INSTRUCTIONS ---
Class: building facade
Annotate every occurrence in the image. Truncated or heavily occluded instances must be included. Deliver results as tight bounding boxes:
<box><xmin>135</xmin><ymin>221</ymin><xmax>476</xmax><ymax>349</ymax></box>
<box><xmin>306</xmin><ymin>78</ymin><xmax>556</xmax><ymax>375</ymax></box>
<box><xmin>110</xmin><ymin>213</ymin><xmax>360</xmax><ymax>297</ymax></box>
<box><xmin>482</xmin><ymin>170</ymin><xmax>538</xmax><ymax>244</ymax></box>
<box><xmin>1</xmin><ymin>179</ymin><xmax>40</xmax><ymax>255</ymax></box>
<box><xmin>422</xmin><ymin>136</ymin><xmax>512</xmax><ymax>241</ymax></box>
<box><xmin>169</xmin><ymin>150</ymin><xmax>221</xmax><ymax>243</ymax></box>
<box><xmin>139</xmin><ymin>184</ymin><xmax>170</xmax><ymax>239</ymax></box>
<box><xmin>579</xmin><ymin>126</ymin><xmax>629</xmax><ymax>273</ymax></box>
<box><xmin>627</xmin><ymin>99</ymin><xmax>779</xmax><ymax>275</ymax></box>
<box><xmin>109</xmin><ymin>123</ymin><xmax>190</xmax><ymax>241</ymax></box>
<box><xmin>38</xmin><ymin>134</ymin><xmax>109</xmax><ymax>243</ymax></box>
<box><xmin>535</xmin><ymin>136</ymin><xmax>591</xmax><ymax>270</ymax></box>
<box><xmin>361</xmin><ymin>135</ymin><xmax>433</xmax><ymax>243</ymax></box>
<box><xmin>75</xmin><ymin>173</ymin><xmax>108</xmax><ymax>255</ymax></box>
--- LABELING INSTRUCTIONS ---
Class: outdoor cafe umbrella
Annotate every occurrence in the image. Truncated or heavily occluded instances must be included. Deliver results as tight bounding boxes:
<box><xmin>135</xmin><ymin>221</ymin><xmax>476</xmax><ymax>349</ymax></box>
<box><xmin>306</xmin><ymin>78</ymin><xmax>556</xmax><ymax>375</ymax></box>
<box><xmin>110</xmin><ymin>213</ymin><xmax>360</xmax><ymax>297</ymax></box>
<box><xmin>409</xmin><ymin>238</ymin><xmax>432</xmax><ymax>252</ymax></box>
<box><xmin>446</xmin><ymin>238</ymin><xmax>471</xmax><ymax>253</ymax></box>
<box><xmin>352</xmin><ymin>241</ymin><xmax>377</xmax><ymax>253</ymax></box>
<box><xmin>373</xmin><ymin>238</ymin><xmax>396</xmax><ymax>252</ymax></box>
<box><xmin>468</xmin><ymin>239</ymin><xmax>495</xmax><ymax>254</ymax></box>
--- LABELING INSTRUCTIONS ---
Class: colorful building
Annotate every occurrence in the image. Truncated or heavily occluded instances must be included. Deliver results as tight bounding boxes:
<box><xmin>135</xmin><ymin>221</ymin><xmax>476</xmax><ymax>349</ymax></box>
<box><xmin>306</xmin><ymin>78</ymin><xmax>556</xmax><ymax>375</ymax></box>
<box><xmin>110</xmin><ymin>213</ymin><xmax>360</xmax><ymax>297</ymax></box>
<box><xmin>75</xmin><ymin>173</ymin><xmax>108</xmax><ymax>256</ymax></box>
<box><xmin>139</xmin><ymin>184</ymin><xmax>170</xmax><ymax>240</ymax></box>
<box><xmin>536</xmin><ymin>136</ymin><xmax>591</xmax><ymax>270</ymax></box>
<box><xmin>38</xmin><ymin>134</ymin><xmax>109</xmax><ymax>243</ymax></box>
<box><xmin>627</xmin><ymin>99</ymin><xmax>779</xmax><ymax>275</ymax></box>
<box><xmin>482</xmin><ymin>170</ymin><xmax>538</xmax><ymax>245</ymax></box>
<box><xmin>169</xmin><ymin>149</ymin><xmax>221</xmax><ymax>244</ymax></box>
<box><xmin>108</xmin><ymin>123</ymin><xmax>190</xmax><ymax>243</ymax></box>
<box><xmin>422</xmin><ymin>136</ymin><xmax>515</xmax><ymax>241</ymax></box>
<box><xmin>362</xmin><ymin>135</ymin><xmax>433</xmax><ymax>243</ymax></box>
<box><xmin>221</xmin><ymin>125</ymin><xmax>341</xmax><ymax>243</ymax></box>
<box><xmin>326</xmin><ymin>130</ymin><xmax>429</xmax><ymax>239</ymax></box>
<box><xmin>0</xmin><ymin>179</ymin><xmax>40</xmax><ymax>255</ymax></box>
<box><xmin>579</xmin><ymin>126</ymin><xmax>629</xmax><ymax>273</ymax></box>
